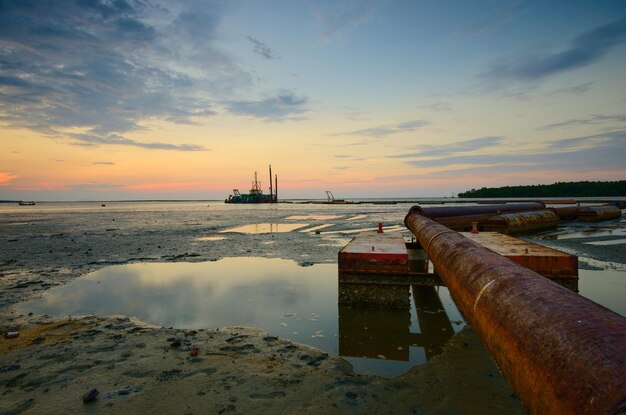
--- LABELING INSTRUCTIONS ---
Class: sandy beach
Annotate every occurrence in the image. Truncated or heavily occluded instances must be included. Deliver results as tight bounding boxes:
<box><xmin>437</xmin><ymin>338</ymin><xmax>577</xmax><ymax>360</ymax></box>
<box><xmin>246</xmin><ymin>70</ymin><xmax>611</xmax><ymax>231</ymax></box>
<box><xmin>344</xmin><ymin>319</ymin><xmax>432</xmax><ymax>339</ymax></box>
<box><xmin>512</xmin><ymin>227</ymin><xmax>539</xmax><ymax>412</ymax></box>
<box><xmin>1</xmin><ymin>201</ymin><xmax>624</xmax><ymax>414</ymax></box>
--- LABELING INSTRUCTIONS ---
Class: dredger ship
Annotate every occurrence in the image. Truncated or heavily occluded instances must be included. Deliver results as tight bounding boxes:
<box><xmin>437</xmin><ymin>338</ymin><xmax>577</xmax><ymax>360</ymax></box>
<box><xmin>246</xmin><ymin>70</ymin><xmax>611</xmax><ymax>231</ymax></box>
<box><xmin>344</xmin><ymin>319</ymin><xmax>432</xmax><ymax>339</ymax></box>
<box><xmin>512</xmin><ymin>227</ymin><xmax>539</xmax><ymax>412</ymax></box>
<box><xmin>225</xmin><ymin>165</ymin><xmax>277</xmax><ymax>204</ymax></box>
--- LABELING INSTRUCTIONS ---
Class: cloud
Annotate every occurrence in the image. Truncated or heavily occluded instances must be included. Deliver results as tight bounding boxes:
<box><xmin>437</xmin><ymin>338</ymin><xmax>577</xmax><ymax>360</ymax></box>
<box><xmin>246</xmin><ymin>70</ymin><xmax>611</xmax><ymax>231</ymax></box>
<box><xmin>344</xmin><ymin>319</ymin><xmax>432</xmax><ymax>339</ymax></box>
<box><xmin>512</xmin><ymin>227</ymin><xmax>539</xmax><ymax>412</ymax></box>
<box><xmin>398</xmin><ymin>131</ymin><xmax>626</xmax><ymax>173</ymax></box>
<box><xmin>0</xmin><ymin>0</ymin><xmax>248</xmax><ymax>149</ymax></box>
<box><xmin>416</xmin><ymin>102</ymin><xmax>452</xmax><ymax>112</ymax></box>
<box><xmin>93</xmin><ymin>161</ymin><xmax>115</xmax><ymax>165</ymax></box>
<box><xmin>227</xmin><ymin>93</ymin><xmax>308</xmax><ymax>120</ymax></box>
<box><xmin>247</xmin><ymin>36</ymin><xmax>280</xmax><ymax>59</ymax></box>
<box><xmin>537</xmin><ymin>114</ymin><xmax>626</xmax><ymax>130</ymax></box>
<box><xmin>69</xmin><ymin>133</ymin><xmax>206</xmax><ymax>151</ymax></box>
<box><xmin>337</xmin><ymin>119</ymin><xmax>430</xmax><ymax>138</ymax></box>
<box><xmin>70</xmin><ymin>183</ymin><xmax>123</xmax><ymax>191</ymax></box>
<box><xmin>545</xmin><ymin>82</ymin><xmax>593</xmax><ymax>97</ymax></box>
<box><xmin>313</xmin><ymin>0</ymin><xmax>387</xmax><ymax>43</ymax></box>
<box><xmin>0</xmin><ymin>172</ymin><xmax>17</xmax><ymax>186</ymax></box>
<box><xmin>450</xmin><ymin>1</ymin><xmax>530</xmax><ymax>43</ymax></box>
<box><xmin>388</xmin><ymin>136</ymin><xmax>503</xmax><ymax>159</ymax></box>
<box><xmin>480</xmin><ymin>17</ymin><xmax>626</xmax><ymax>81</ymax></box>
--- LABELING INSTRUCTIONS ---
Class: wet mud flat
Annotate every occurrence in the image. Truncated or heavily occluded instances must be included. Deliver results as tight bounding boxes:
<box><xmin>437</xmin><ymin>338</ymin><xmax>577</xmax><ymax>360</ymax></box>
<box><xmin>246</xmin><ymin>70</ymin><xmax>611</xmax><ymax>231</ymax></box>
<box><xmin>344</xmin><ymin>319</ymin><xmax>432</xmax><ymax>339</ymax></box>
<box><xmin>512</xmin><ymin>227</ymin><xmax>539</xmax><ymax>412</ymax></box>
<box><xmin>0</xmin><ymin>315</ymin><xmax>521</xmax><ymax>414</ymax></box>
<box><xmin>1</xmin><ymin>201</ymin><xmax>624</xmax><ymax>413</ymax></box>
<box><xmin>0</xmin><ymin>202</ymin><xmax>414</xmax><ymax>311</ymax></box>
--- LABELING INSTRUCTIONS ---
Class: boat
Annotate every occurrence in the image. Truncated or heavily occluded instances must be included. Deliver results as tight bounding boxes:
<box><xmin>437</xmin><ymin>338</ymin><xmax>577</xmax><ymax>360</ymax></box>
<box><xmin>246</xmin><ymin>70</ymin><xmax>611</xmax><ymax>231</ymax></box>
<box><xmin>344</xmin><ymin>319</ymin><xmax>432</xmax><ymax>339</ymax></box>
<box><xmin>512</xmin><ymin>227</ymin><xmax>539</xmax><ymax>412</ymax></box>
<box><xmin>225</xmin><ymin>166</ymin><xmax>278</xmax><ymax>204</ymax></box>
<box><xmin>18</xmin><ymin>201</ymin><xmax>36</xmax><ymax>206</ymax></box>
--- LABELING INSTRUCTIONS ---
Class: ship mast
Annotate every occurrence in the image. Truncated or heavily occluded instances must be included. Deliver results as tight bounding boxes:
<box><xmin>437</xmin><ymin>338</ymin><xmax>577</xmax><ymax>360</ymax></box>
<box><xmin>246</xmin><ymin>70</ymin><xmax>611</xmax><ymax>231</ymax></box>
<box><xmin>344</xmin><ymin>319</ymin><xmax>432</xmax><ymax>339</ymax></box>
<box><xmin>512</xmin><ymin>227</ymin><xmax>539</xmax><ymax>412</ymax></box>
<box><xmin>250</xmin><ymin>172</ymin><xmax>262</xmax><ymax>194</ymax></box>
<box><xmin>269</xmin><ymin>165</ymin><xmax>273</xmax><ymax>199</ymax></box>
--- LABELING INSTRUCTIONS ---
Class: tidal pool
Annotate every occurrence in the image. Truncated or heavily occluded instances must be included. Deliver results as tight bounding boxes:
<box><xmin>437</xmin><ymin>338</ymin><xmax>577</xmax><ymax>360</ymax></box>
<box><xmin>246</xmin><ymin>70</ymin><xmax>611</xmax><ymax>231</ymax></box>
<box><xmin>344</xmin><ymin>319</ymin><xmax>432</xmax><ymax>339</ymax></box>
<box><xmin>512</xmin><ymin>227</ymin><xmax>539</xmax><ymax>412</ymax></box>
<box><xmin>540</xmin><ymin>228</ymin><xmax>626</xmax><ymax>240</ymax></box>
<box><xmin>20</xmin><ymin>257</ymin><xmax>465</xmax><ymax>377</ymax></box>
<box><xmin>220</xmin><ymin>223</ymin><xmax>309</xmax><ymax>234</ymax></box>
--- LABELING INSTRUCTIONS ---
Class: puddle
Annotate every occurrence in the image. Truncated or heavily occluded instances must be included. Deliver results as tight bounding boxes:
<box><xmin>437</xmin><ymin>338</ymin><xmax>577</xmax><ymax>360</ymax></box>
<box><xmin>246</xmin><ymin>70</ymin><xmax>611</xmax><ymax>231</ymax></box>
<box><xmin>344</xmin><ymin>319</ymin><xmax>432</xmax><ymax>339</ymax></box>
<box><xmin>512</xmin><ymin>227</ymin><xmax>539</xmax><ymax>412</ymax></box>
<box><xmin>19</xmin><ymin>257</ymin><xmax>464</xmax><ymax>377</ymax></box>
<box><xmin>540</xmin><ymin>228</ymin><xmax>626</xmax><ymax>240</ymax></box>
<box><xmin>301</xmin><ymin>224</ymin><xmax>334</xmax><ymax>233</ymax></box>
<box><xmin>346</xmin><ymin>215</ymin><xmax>368</xmax><ymax>221</ymax></box>
<box><xmin>196</xmin><ymin>236</ymin><xmax>226</xmax><ymax>241</ymax></box>
<box><xmin>220</xmin><ymin>223</ymin><xmax>309</xmax><ymax>234</ymax></box>
<box><xmin>286</xmin><ymin>215</ymin><xmax>343</xmax><ymax>220</ymax></box>
<box><xmin>320</xmin><ymin>226</ymin><xmax>406</xmax><ymax>235</ymax></box>
<box><xmin>579</xmin><ymin>268</ymin><xmax>625</xmax><ymax>316</ymax></box>
<box><xmin>585</xmin><ymin>238</ymin><xmax>626</xmax><ymax>246</ymax></box>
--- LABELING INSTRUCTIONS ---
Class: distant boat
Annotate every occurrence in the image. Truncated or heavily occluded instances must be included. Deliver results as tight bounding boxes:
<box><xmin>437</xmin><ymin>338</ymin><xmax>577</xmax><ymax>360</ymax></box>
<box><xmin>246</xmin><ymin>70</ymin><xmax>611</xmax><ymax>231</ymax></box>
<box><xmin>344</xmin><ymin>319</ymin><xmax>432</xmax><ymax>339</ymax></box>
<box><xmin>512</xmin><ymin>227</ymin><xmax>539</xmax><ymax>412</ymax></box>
<box><xmin>225</xmin><ymin>165</ymin><xmax>278</xmax><ymax>204</ymax></box>
<box><xmin>18</xmin><ymin>201</ymin><xmax>36</xmax><ymax>206</ymax></box>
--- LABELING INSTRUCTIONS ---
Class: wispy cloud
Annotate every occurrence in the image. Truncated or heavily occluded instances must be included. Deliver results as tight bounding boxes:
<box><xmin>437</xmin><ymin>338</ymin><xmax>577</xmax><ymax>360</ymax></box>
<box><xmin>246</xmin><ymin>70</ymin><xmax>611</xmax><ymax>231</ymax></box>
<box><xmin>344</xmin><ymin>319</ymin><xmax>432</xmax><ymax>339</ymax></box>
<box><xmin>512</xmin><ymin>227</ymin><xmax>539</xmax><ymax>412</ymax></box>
<box><xmin>0</xmin><ymin>172</ymin><xmax>17</xmax><ymax>186</ymax></box>
<box><xmin>227</xmin><ymin>93</ymin><xmax>308</xmax><ymax>121</ymax></box>
<box><xmin>337</xmin><ymin>119</ymin><xmax>429</xmax><ymax>138</ymax></box>
<box><xmin>70</xmin><ymin>183</ymin><xmax>123</xmax><ymax>191</ymax></box>
<box><xmin>0</xmin><ymin>0</ymin><xmax>253</xmax><ymax>149</ymax></box>
<box><xmin>388</xmin><ymin>136</ymin><xmax>503</xmax><ymax>159</ymax></box>
<box><xmin>247</xmin><ymin>36</ymin><xmax>280</xmax><ymax>59</ymax></box>
<box><xmin>450</xmin><ymin>1</ymin><xmax>530</xmax><ymax>43</ymax></box>
<box><xmin>93</xmin><ymin>161</ymin><xmax>115</xmax><ymax>165</ymax></box>
<box><xmin>313</xmin><ymin>0</ymin><xmax>387</xmax><ymax>43</ymax></box>
<box><xmin>545</xmin><ymin>82</ymin><xmax>593</xmax><ymax>97</ymax></box>
<box><xmin>537</xmin><ymin>114</ymin><xmax>626</xmax><ymax>130</ymax></box>
<box><xmin>416</xmin><ymin>102</ymin><xmax>452</xmax><ymax>112</ymax></box>
<box><xmin>480</xmin><ymin>17</ymin><xmax>626</xmax><ymax>81</ymax></box>
<box><xmin>69</xmin><ymin>133</ymin><xmax>206</xmax><ymax>151</ymax></box>
<box><xmin>398</xmin><ymin>131</ymin><xmax>626</xmax><ymax>173</ymax></box>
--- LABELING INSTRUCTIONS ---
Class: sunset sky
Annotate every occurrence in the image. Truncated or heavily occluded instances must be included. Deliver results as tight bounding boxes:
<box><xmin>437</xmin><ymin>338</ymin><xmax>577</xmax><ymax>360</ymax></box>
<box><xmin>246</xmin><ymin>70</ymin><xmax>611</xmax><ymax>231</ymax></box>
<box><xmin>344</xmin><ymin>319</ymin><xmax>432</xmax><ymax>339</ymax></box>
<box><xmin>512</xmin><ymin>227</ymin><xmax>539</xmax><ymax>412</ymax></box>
<box><xmin>1</xmin><ymin>0</ymin><xmax>625</xmax><ymax>200</ymax></box>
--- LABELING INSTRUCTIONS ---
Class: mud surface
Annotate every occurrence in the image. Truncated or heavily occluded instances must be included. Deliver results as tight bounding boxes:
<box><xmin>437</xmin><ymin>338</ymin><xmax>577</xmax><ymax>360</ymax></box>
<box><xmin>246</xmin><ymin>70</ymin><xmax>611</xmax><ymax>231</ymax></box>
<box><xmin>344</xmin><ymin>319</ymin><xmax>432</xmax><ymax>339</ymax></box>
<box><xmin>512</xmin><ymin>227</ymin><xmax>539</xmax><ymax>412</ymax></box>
<box><xmin>0</xmin><ymin>202</ymin><xmax>412</xmax><ymax>311</ymax></box>
<box><xmin>1</xmin><ymin>201</ymin><xmax>624</xmax><ymax>414</ymax></box>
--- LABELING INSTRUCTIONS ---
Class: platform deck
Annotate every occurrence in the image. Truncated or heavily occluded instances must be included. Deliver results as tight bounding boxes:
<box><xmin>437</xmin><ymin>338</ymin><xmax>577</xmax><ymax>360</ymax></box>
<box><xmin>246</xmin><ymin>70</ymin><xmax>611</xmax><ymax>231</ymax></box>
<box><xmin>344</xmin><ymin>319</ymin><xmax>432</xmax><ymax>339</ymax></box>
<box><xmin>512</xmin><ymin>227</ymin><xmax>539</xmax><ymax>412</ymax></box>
<box><xmin>338</xmin><ymin>232</ymin><xmax>408</xmax><ymax>274</ymax></box>
<box><xmin>461</xmin><ymin>232</ymin><xmax>578</xmax><ymax>279</ymax></box>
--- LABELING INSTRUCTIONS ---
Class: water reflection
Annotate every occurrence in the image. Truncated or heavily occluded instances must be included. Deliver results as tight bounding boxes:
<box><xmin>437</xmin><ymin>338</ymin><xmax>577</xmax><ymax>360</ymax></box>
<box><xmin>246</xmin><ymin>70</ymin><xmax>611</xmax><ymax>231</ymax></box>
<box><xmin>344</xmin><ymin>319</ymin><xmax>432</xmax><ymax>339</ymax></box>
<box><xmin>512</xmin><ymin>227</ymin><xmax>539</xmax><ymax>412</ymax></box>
<box><xmin>220</xmin><ymin>223</ymin><xmax>309</xmax><ymax>234</ymax></box>
<box><xmin>540</xmin><ymin>228</ymin><xmax>626</xmax><ymax>240</ymax></box>
<box><xmin>338</xmin><ymin>287</ymin><xmax>455</xmax><ymax>360</ymax></box>
<box><xmin>21</xmin><ymin>258</ymin><xmax>465</xmax><ymax>377</ymax></box>
<box><xmin>579</xmin><ymin>268</ymin><xmax>626</xmax><ymax>316</ymax></box>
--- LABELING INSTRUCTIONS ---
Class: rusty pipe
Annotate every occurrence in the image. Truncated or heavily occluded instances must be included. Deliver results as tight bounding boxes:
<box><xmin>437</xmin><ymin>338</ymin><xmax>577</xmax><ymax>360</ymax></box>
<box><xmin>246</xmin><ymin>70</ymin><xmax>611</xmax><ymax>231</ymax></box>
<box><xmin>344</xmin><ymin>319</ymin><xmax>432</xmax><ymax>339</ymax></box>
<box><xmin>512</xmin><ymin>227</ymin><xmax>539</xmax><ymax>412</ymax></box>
<box><xmin>404</xmin><ymin>211</ymin><xmax>626</xmax><ymax>415</ymax></box>
<box><xmin>411</xmin><ymin>202</ymin><xmax>545</xmax><ymax>219</ymax></box>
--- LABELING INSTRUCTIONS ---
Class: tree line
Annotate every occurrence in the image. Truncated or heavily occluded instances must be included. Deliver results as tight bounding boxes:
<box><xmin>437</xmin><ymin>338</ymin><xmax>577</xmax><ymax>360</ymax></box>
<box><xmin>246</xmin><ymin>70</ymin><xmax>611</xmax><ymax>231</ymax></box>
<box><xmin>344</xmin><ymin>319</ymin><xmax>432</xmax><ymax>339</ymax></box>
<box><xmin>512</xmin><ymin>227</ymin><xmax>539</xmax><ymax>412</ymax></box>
<box><xmin>458</xmin><ymin>180</ymin><xmax>626</xmax><ymax>198</ymax></box>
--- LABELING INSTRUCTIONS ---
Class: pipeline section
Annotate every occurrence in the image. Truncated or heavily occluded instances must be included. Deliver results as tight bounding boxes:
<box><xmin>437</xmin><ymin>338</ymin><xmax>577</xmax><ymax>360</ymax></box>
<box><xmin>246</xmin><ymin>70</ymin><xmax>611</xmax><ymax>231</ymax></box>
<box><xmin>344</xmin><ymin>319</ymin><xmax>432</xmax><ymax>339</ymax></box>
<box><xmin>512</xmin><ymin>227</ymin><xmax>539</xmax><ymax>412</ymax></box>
<box><xmin>404</xmin><ymin>208</ymin><xmax>626</xmax><ymax>415</ymax></box>
<box><xmin>413</xmin><ymin>202</ymin><xmax>546</xmax><ymax>231</ymax></box>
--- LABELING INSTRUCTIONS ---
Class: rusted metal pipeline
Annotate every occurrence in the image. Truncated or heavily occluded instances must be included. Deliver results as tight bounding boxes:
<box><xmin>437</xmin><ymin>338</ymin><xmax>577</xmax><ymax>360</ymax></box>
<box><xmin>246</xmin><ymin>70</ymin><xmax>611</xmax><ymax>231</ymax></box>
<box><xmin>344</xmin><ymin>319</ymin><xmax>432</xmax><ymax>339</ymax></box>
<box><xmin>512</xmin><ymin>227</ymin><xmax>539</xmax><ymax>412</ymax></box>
<box><xmin>412</xmin><ymin>202</ymin><xmax>545</xmax><ymax>219</ymax></box>
<box><xmin>404</xmin><ymin>209</ymin><xmax>626</xmax><ymax>415</ymax></box>
<box><xmin>549</xmin><ymin>206</ymin><xmax>583</xmax><ymax>220</ymax></box>
<box><xmin>481</xmin><ymin>210</ymin><xmax>559</xmax><ymax>234</ymax></box>
<box><xmin>577</xmin><ymin>205</ymin><xmax>623</xmax><ymax>222</ymax></box>
<box><xmin>413</xmin><ymin>202</ymin><xmax>546</xmax><ymax>231</ymax></box>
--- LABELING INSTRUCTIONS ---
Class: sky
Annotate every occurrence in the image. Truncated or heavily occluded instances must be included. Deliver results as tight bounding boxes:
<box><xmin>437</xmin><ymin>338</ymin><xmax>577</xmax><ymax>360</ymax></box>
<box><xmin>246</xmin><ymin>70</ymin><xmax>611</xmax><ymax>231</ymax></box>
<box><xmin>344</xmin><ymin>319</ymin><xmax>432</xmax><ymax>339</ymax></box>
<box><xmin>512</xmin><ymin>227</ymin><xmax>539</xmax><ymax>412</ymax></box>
<box><xmin>1</xmin><ymin>0</ymin><xmax>625</xmax><ymax>201</ymax></box>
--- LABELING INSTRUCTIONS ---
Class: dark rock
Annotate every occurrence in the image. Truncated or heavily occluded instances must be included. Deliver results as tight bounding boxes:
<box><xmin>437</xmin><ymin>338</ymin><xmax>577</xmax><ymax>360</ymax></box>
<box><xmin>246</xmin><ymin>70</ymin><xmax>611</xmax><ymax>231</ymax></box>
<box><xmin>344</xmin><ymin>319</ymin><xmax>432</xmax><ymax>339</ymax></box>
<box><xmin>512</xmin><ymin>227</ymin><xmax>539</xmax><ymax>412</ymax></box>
<box><xmin>82</xmin><ymin>388</ymin><xmax>99</xmax><ymax>403</ymax></box>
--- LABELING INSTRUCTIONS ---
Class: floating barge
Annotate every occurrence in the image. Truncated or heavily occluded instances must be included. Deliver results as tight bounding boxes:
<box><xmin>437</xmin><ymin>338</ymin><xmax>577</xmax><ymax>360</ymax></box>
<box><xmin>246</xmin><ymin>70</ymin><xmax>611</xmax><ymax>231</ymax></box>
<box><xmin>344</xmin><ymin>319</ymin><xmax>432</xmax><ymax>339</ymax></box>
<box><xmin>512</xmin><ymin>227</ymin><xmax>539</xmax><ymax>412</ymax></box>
<box><xmin>338</xmin><ymin>228</ymin><xmax>579</xmax><ymax>307</ymax></box>
<box><xmin>225</xmin><ymin>165</ymin><xmax>277</xmax><ymax>204</ymax></box>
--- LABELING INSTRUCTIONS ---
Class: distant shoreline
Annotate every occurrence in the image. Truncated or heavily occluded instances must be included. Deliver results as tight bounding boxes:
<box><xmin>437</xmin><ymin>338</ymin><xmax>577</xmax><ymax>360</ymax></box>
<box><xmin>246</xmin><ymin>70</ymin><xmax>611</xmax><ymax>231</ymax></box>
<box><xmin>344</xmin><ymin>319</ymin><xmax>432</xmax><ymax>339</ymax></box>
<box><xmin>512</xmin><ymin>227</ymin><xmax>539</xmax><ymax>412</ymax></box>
<box><xmin>2</xmin><ymin>196</ymin><xmax>626</xmax><ymax>206</ymax></box>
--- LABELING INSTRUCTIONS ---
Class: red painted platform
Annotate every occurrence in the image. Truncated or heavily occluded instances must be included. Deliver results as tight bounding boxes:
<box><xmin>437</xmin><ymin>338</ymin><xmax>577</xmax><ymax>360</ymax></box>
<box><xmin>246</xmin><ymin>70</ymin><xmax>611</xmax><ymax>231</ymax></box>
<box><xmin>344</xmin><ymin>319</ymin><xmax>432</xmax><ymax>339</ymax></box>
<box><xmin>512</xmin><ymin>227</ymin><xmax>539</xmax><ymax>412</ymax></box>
<box><xmin>338</xmin><ymin>232</ymin><xmax>408</xmax><ymax>274</ymax></box>
<box><xmin>338</xmin><ymin>230</ymin><xmax>578</xmax><ymax>291</ymax></box>
<box><xmin>462</xmin><ymin>232</ymin><xmax>578</xmax><ymax>280</ymax></box>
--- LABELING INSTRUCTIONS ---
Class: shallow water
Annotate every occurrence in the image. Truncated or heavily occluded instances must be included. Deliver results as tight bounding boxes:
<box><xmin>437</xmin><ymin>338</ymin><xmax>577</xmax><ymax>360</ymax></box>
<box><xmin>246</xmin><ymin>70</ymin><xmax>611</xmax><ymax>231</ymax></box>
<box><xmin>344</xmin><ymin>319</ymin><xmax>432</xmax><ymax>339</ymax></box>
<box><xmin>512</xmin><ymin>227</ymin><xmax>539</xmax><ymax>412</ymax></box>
<box><xmin>221</xmin><ymin>223</ymin><xmax>310</xmax><ymax>234</ymax></box>
<box><xmin>5</xmin><ymin>199</ymin><xmax>625</xmax><ymax>377</ymax></box>
<box><xmin>20</xmin><ymin>257</ymin><xmax>465</xmax><ymax>377</ymax></box>
<box><xmin>540</xmin><ymin>228</ymin><xmax>626</xmax><ymax>240</ymax></box>
<box><xmin>579</xmin><ymin>268</ymin><xmax>626</xmax><ymax>316</ymax></box>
